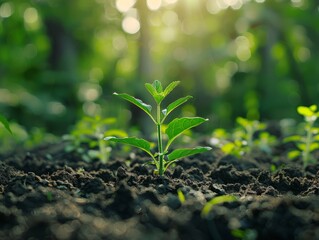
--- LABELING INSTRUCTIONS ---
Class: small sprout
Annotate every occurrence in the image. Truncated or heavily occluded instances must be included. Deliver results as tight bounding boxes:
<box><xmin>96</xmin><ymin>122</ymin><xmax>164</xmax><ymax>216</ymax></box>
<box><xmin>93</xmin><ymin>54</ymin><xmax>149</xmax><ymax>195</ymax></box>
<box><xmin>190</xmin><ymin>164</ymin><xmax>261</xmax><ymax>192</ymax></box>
<box><xmin>201</xmin><ymin>195</ymin><xmax>237</xmax><ymax>218</ymax></box>
<box><xmin>105</xmin><ymin>80</ymin><xmax>211</xmax><ymax>176</ymax></box>
<box><xmin>215</xmin><ymin>117</ymin><xmax>277</xmax><ymax>157</ymax></box>
<box><xmin>46</xmin><ymin>191</ymin><xmax>53</xmax><ymax>202</ymax></box>
<box><xmin>231</xmin><ymin>229</ymin><xmax>258</xmax><ymax>240</ymax></box>
<box><xmin>285</xmin><ymin>104</ymin><xmax>319</xmax><ymax>167</ymax></box>
<box><xmin>177</xmin><ymin>189</ymin><xmax>186</xmax><ymax>204</ymax></box>
<box><xmin>0</xmin><ymin>114</ymin><xmax>12</xmax><ymax>134</ymax></box>
<box><xmin>64</xmin><ymin>115</ymin><xmax>127</xmax><ymax>163</ymax></box>
<box><xmin>235</xmin><ymin>117</ymin><xmax>266</xmax><ymax>154</ymax></box>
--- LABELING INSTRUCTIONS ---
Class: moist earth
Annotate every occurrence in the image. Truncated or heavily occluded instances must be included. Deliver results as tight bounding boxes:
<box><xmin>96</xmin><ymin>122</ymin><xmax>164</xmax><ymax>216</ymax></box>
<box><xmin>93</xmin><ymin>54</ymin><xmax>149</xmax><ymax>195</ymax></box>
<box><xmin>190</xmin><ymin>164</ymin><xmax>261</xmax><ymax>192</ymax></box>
<box><xmin>1</xmin><ymin>141</ymin><xmax>319</xmax><ymax>240</ymax></box>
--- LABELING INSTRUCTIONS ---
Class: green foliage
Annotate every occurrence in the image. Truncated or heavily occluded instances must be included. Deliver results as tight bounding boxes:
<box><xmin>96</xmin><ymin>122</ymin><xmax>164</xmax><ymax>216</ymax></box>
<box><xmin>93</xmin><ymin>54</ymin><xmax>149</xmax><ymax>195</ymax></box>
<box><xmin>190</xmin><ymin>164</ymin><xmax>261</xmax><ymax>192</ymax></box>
<box><xmin>210</xmin><ymin>118</ymin><xmax>277</xmax><ymax>157</ymax></box>
<box><xmin>177</xmin><ymin>189</ymin><xmax>186</xmax><ymax>204</ymax></box>
<box><xmin>201</xmin><ymin>195</ymin><xmax>237</xmax><ymax>218</ymax></box>
<box><xmin>0</xmin><ymin>122</ymin><xmax>57</xmax><ymax>154</ymax></box>
<box><xmin>65</xmin><ymin>115</ymin><xmax>127</xmax><ymax>163</ymax></box>
<box><xmin>0</xmin><ymin>114</ymin><xmax>12</xmax><ymax>134</ymax></box>
<box><xmin>105</xmin><ymin>80</ymin><xmax>211</xmax><ymax>176</ymax></box>
<box><xmin>284</xmin><ymin>105</ymin><xmax>319</xmax><ymax>167</ymax></box>
<box><xmin>235</xmin><ymin>117</ymin><xmax>266</xmax><ymax>153</ymax></box>
<box><xmin>1</xmin><ymin>1</ymin><xmax>319</xmax><ymax>135</ymax></box>
<box><xmin>231</xmin><ymin>229</ymin><xmax>257</xmax><ymax>240</ymax></box>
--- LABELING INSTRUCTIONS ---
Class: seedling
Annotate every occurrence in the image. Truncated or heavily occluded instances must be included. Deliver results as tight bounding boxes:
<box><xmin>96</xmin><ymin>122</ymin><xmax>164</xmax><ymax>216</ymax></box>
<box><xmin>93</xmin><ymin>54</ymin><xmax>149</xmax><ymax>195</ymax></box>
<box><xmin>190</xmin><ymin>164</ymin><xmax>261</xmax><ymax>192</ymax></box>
<box><xmin>177</xmin><ymin>189</ymin><xmax>186</xmax><ymax>204</ymax></box>
<box><xmin>201</xmin><ymin>195</ymin><xmax>237</xmax><ymax>217</ymax></box>
<box><xmin>64</xmin><ymin>115</ymin><xmax>127</xmax><ymax>163</ymax></box>
<box><xmin>0</xmin><ymin>114</ymin><xmax>12</xmax><ymax>134</ymax></box>
<box><xmin>235</xmin><ymin>117</ymin><xmax>266</xmax><ymax>154</ymax></box>
<box><xmin>105</xmin><ymin>80</ymin><xmax>211</xmax><ymax>176</ymax></box>
<box><xmin>284</xmin><ymin>105</ymin><xmax>319</xmax><ymax>167</ymax></box>
<box><xmin>210</xmin><ymin>118</ymin><xmax>276</xmax><ymax>157</ymax></box>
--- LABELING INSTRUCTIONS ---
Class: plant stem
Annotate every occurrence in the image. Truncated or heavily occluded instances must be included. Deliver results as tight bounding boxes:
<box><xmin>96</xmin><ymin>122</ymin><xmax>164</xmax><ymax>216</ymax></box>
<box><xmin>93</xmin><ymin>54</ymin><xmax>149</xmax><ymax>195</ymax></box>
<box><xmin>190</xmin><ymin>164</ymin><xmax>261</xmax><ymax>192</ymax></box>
<box><xmin>157</xmin><ymin>104</ymin><xmax>164</xmax><ymax>175</ymax></box>
<box><xmin>99</xmin><ymin>138</ymin><xmax>108</xmax><ymax>164</ymax></box>
<box><xmin>303</xmin><ymin>121</ymin><xmax>313</xmax><ymax>167</ymax></box>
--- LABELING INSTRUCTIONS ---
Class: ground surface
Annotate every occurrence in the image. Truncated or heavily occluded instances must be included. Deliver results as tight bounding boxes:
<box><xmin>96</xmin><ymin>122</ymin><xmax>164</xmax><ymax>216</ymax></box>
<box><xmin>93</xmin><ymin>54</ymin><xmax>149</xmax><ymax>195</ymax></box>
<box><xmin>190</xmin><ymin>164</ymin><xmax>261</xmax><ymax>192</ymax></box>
<box><xmin>1</xmin><ymin>141</ymin><xmax>319</xmax><ymax>240</ymax></box>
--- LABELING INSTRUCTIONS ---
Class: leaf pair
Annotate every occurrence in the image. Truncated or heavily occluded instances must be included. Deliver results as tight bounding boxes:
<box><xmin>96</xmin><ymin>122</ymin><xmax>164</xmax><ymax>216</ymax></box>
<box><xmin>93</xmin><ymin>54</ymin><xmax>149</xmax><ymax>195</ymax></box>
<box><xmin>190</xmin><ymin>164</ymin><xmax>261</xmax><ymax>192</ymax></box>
<box><xmin>145</xmin><ymin>80</ymin><xmax>179</xmax><ymax>105</ymax></box>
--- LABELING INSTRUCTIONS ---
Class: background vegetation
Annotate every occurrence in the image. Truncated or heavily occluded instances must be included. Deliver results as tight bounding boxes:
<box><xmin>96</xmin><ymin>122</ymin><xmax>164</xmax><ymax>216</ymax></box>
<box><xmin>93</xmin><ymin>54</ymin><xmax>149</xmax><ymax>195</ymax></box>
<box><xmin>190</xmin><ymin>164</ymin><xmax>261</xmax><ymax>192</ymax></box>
<box><xmin>0</xmin><ymin>0</ymin><xmax>318</xmax><ymax>143</ymax></box>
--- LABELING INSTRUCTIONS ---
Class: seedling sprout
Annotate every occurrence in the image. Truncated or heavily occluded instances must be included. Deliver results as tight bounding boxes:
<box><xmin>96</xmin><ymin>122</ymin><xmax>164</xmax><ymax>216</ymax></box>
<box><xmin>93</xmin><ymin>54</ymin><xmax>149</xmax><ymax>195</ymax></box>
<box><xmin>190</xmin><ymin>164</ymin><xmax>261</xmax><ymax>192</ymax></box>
<box><xmin>105</xmin><ymin>80</ymin><xmax>211</xmax><ymax>176</ymax></box>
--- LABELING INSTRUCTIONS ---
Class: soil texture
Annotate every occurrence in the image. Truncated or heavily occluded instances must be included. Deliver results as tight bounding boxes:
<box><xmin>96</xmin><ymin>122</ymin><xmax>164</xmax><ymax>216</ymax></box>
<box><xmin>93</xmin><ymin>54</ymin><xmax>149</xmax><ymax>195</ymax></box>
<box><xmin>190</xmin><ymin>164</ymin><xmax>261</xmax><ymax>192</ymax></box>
<box><xmin>1</xmin><ymin>141</ymin><xmax>319</xmax><ymax>240</ymax></box>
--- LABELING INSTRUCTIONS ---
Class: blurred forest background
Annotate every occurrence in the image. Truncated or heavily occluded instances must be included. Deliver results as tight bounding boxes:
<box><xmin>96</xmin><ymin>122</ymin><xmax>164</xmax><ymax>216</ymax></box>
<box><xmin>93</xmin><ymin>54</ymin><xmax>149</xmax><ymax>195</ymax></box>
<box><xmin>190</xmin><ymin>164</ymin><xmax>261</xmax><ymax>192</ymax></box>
<box><xmin>0</xmin><ymin>0</ymin><xmax>319</xmax><ymax>145</ymax></box>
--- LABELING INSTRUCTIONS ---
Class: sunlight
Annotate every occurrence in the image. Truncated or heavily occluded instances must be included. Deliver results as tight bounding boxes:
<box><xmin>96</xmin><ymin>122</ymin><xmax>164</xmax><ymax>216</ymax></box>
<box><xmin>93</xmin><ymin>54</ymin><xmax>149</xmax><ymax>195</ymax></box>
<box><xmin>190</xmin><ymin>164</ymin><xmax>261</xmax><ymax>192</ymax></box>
<box><xmin>147</xmin><ymin>0</ymin><xmax>162</xmax><ymax>11</ymax></box>
<box><xmin>122</xmin><ymin>16</ymin><xmax>140</xmax><ymax>34</ymax></box>
<box><xmin>116</xmin><ymin>0</ymin><xmax>136</xmax><ymax>13</ymax></box>
<box><xmin>24</xmin><ymin>7</ymin><xmax>38</xmax><ymax>24</ymax></box>
<box><xmin>206</xmin><ymin>0</ymin><xmax>245</xmax><ymax>13</ymax></box>
<box><xmin>162</xmin><ymin>10</ymin><xmax>179</xmax><ymax>26</ymax></box>
<box><xmin>24</xmin><ymin>7</ymin><xmax>40</xmax><ymax>31</ymax></box>
<box><xmin>0</xmin><ymin>2</ymin><xmax>13</xmax><ymax>18</ymax></box>
<box><xmin>235</xmin><ymin>36</ymin><xmax>251</xmax><ymax>61</ymax></box>
<box><xmin>163</xmin><ymin>0</ymin><xmax>178</xmax><ymax>4</ymax></box>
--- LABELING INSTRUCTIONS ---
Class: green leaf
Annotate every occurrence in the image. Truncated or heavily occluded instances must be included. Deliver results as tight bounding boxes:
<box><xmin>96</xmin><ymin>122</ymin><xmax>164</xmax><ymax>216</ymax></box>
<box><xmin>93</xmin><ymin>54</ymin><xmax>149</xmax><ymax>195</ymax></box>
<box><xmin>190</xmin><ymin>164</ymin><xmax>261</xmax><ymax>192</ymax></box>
<box><xmin>163</xmin><ymin>81</ymin><xmax>180</xmax><ymax>97</ymax></box>
<box><xmin>105</xmin><ymin>136</ymin><xmax>153</xmax><ymax>157</ymax></box>
<box><xmin>145</xmin><ymin>83</ymin><xmax>158</xmax><ymax>96</ymax></box>
<box><xmin>162</xmin><ymin>96</ymin><xmax>192</xmax><ymax>117</ymax></box>
<box><xmin>221</xmin><ymin>142</ymin><xmax>235</xmax><ymax>154</ymax></box>
<box><xmin>297</xmin><ymin>143</ymin><xmax>306</xmax><ymax>150</ymax></box>
<box><xmin>113</xmin><ymin>93</ymin><xmax>154</xmax><ymax>122</ymax></box>
<box><xmin>201</xmin><ymin>195</ymin><xmax>237</xmax><ymax>217</ymax></box>
<box><xmin>145</xmin><ymin>82</ymin><xmax>164</xmax><ymax>104</ymax></box>
<box><xmin>101</xmin><ymin>117</ymin><xmax>117</xmax><ymax>125</ymax></box>
<box><xmin>177</xmin><ymin>189</ymin><xmax>185</xmax><ymax>204</ymax></box>
<box><xmin>309</xmin><ymin>142</ymin><xmax>319</xmax><ymax>152</ymax></box>
<box><xmin>104</xmin><ymin>129</ymin><xmax>128</xmax><ymax>138</ymax></box>
<box><xmin>284</xmin><ymin>135</ymin><xmax>302</xmax><ymax>143</ymax></box>
<box><xmin>0</xmin><ymin>114</ymin><xmax>12</xmax><ymax>134</ymax></box>
<box><xmin>310</xmin><ymin>104</ymin><xmax>317</xmax><ymax>112</ymax></box>
<box><xmin>314</xmin><ymin>134</ymin><xmax>319</xmax><ymax>141</ymax></box>
<box><xmin>287</xmin><ymin>150</ymin><xmax>301</xmax><ymax>160</ymax></box>
<box><xmin>311</xmin><ymin>127</ymin><xmax>319</xmax><ymax>134</ymax></box>
<box><xmin>165</xmin><ymin>117</ymin><xmax>208</xmax><ymax>147</ymax></box>
<box><xmin>145</xmin><ymin>80</ymin><xmax>179</xmax><ymax>105</ymax></box>
<box><xmin>167</xmin><ymin>146</ymin><xmax>211</xmax><ymax>161</ymax></box>
<box><xmin>152</xmin><ymin>80</ymin><xmax>163</xmax><ymax>93</ymax></box>
<box><xmin>297</xmin><ymin>106</ymin><xmax>314</xmax><ymax>117</ymax></box>
<box><xmin>236</xmin><ymin>117</ymin><xmax>250</xmax><ymax>127</ymax></box>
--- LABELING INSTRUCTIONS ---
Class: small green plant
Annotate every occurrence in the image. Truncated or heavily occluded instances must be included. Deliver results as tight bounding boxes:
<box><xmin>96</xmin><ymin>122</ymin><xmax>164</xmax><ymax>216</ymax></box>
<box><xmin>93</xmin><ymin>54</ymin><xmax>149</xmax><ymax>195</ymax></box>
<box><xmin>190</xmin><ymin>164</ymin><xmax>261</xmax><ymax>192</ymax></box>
<box><xmin>177</xmin><ymin>189</ymin><xmax>186</xmax><ymax>204</ymax></box>
<box><xmin>64</xmin><ymin>115</ymin><xmax>127</xmax><ymax>163</ymax></box>
<box><xmin>105</xmin><ymin>80</ymin><xmax>211</xmax><ymax>176</ymax></box>
<box><xmin>210</xmin><ymin>118</ymin><xmax>276</xmax><ymax>157</ymax></box>
<box><xmin>201</xmin><ymin>195</ymin><xmax>237</xmax><ymax>217</ymax></box>
<box><xmin>231</xmin><ymin>229</ymin><xmax>257</xmax><ymax>240</ymax></box>
<box><xmin>235</xmin><ymin>117</ymin><xmax>266</xmax><ymax>154</ymax></box>
<box><xmin>284</xmin><ymin>105</ymin><xmax>319</xmax><ymax>167</ymax></box>
<box><xmin>0</xmin><ymin>114</ymin><xmax>12</xmax><ymax>134</ymax></box>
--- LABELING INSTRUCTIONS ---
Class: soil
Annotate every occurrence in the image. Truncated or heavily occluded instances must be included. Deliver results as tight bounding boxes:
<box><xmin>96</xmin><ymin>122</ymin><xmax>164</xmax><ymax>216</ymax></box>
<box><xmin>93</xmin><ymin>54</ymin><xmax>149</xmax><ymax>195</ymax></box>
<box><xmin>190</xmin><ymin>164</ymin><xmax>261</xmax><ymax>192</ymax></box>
<box><xmin>1</xmin><ymin>140</ymin><xmax>319</xmax><ymax>240</ymax></box>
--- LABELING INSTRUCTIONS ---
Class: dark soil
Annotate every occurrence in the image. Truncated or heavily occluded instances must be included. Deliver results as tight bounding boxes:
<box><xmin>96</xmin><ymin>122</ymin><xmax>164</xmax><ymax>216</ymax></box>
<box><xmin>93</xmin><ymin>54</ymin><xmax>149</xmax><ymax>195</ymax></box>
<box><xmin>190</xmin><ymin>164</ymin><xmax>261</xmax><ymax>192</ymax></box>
<box><xmin>1</xmin><ymin>141</ymin><xmax>319</xmax><ymax>240</ymax></box>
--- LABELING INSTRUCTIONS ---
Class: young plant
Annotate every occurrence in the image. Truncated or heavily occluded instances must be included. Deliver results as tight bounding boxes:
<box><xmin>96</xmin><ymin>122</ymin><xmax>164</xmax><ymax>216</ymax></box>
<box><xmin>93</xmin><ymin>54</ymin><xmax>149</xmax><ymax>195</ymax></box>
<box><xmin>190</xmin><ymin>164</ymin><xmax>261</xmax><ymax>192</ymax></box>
<box><xmin>105</xmin><ymin>80</ymin><xmax>211</xmax><ymax>176</ymax></box>
<box><xmin>235</xmin><ymin>117</ymin><xmax>266</xmax><ymax>154</ymax></box>
<box><xmin>284</xmin><ymin>105</ymin><xmax>319</xmax><ymax>167</ymax></box>
<box><xmin>64</xmin><ymin>115</ymin><xmax>127</xmax><ymax>163</ymax></box>
<box><xmin>211</xmin><ymin>118</ymin><xmax>276</xmax><ymax>157</ymax></box>
<box><xmin>0</xmin><ymin>114</ymin><xmax>12</xmax><ymax>134</ymax></box>
<box><xmin>201</xmin><ymin>195</ymin><xmax>237</xmax><ymax>218</ymax></box>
